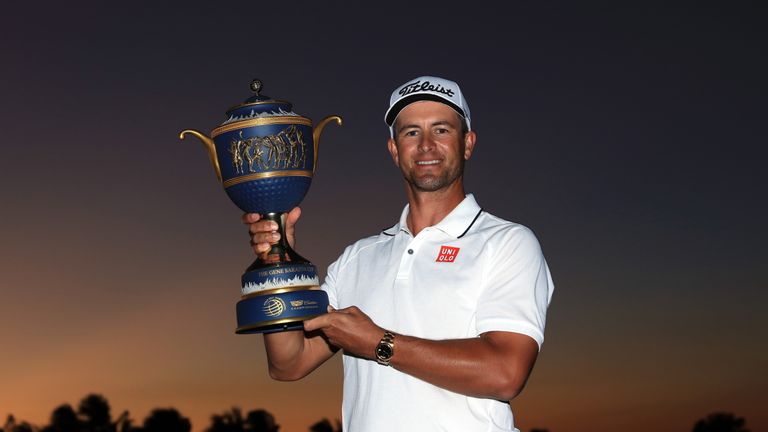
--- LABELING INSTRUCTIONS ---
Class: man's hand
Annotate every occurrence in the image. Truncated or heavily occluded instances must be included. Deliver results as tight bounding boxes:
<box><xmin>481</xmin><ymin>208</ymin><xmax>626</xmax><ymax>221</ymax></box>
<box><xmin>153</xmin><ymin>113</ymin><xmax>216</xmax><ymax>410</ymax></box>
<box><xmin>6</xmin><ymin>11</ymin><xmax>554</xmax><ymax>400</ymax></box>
<box><xmin>304</xmin><ymin>306</ymin><xmax>384</xmax><ymax>360</ymax></box>
<box><xmin>242</xmin><ymin>207</ymin><xmax>301</xmax><ymax>256</ymax></box>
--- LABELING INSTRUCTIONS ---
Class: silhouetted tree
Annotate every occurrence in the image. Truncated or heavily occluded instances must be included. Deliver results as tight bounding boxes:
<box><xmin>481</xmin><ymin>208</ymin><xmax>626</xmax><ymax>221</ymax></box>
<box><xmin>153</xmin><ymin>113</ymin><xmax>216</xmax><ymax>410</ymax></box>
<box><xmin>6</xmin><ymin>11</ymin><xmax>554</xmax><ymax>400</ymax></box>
<box><xmin>2</xmin><ymin>414</ymin><xmax>14</xmax><ymax>432</ymax></box>
<box><xmin>693</xmin><ymin>412</ymin><xmax>749</xmax><ymax>432</ymax></box>
<box><xmin>309</xmin><ymin>418</ymin><xmax>340</xmax><ymax>432</ymax></box>
<box><xmin>78</xmin><ymin>394</ymin><xmax>113</xmax><ymax>432</ymax></box>
<box><xmin>1</xmin><ymin>416</ymin><xmax>34</xmax><ymax>432</ymax></box>
<box><xmin>244</xmin><ymin>410</ymin><xmax>278</xmax><ymax>432</ymax></box>
<box><xmin>42</xmin><ymin>404</ymin><xmax>81</xmax><ymax>432</ymax></box>
<box><xmin>2</xmin><ymin>415</ymin><xmax>34</xmax><ymax>432</ymax></box>
<box><xmin>206</xmin><ymin>407</ymin><xmax>244</xmax><ymax>432</ymax></box>
<box><xmin>113</xmin><ymin>411</ymin><xmax>134</xmax><ymax>432</ymax></box>
<box><xmin>141</xmin><ymin>408</ymin><xmax>190</xmax><ymax>432</ymax></box>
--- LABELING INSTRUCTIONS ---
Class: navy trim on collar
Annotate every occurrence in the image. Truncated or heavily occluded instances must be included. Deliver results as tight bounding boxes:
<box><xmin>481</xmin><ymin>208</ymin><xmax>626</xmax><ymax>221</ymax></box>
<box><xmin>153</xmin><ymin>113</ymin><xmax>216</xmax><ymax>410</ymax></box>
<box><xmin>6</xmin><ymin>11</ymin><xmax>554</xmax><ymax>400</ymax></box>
<box><xmin>381</xmin><ymin>224</ymin><xmax>398</xmax><ymax>236</ymax></box>
<box><xmin>379</xmin><ymin>195</ymin><xmax>483</xmax><ymax>239</ymax></box>
<box><xmin>457</xmin><ymin>208</ymin><xmax>483</xmax><ymax>238</ymax></box>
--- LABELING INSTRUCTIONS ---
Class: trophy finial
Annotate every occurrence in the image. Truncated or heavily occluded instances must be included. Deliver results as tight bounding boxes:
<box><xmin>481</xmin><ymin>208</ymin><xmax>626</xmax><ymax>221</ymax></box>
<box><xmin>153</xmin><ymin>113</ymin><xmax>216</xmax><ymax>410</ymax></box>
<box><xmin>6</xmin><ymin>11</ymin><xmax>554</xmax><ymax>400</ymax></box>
<box><xmin>250</xmin><ymin>79</ymin><xmax>263</xmax><ymax>95</ymax></box>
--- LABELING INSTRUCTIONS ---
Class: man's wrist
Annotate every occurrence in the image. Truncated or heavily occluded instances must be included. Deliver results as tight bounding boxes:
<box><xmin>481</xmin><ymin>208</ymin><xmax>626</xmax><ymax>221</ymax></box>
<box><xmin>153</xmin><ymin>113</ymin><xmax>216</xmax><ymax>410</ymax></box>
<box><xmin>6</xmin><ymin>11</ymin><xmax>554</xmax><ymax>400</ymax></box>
<box><xmin>375</xmin><ymin>330</ymin><xmax>395</xmax><ymax>366</ymax></box>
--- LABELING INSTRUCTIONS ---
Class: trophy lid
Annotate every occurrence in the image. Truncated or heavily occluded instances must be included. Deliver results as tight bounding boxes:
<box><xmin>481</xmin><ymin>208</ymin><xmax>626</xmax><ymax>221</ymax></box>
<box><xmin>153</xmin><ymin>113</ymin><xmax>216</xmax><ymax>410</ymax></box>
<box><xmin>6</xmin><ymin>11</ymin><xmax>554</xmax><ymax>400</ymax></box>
<box><xmin>222</xmin><ymin>79</ymin><xmax>301</xmax><ymax>125</ymax></box>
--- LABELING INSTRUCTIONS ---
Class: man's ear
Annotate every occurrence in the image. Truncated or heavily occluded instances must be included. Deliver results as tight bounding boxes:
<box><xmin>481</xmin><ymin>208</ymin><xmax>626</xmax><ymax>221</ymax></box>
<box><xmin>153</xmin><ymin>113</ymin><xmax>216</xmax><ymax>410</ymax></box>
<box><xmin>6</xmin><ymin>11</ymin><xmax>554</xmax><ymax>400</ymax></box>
<box><xmin>387</xmin><ymin>138</ymin><xmax>400</xmax><ymax>165</ymax></box>
<box><xmin>463</xmin><ymin>131</ymin><xmax>477</xmax><ymax>160</ymax></box>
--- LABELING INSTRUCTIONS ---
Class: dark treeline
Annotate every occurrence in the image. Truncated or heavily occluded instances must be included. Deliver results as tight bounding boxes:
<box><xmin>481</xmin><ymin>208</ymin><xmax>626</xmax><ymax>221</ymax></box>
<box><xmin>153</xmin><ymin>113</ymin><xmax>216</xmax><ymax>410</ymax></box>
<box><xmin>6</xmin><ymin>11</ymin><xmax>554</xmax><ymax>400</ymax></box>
<box><xmin>0</xmin><ymin>394</ymin><xmax>340</xmax><ymax>432</ymax></box>
<box><xmin>0</xmin><ymin>395</ymin><xmax>750</xmax><ymax>432</ymax></box>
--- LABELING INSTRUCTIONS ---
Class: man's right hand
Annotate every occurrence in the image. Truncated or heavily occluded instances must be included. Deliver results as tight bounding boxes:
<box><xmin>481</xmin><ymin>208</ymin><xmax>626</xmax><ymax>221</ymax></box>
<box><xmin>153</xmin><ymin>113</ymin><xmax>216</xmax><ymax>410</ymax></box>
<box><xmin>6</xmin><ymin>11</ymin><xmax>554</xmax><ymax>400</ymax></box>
<box><xmin>242</xmin><ymin>207</ymin><xmax>301</xmax><ymax>256</ymax></box>
<box><xmin>242</xmin><ymin>206</ymin><xmax>337</xmax><ymax>381</ymax></box>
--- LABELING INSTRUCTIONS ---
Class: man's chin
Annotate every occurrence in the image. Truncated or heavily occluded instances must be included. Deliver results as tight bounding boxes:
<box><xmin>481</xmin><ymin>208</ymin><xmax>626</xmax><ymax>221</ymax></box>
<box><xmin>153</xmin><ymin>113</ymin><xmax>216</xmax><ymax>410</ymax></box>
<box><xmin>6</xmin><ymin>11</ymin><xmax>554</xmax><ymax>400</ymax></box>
<box><xmin>411</xmin><ymin>176</ymin><xmax>448</xmax><ymax>192</ymax></box>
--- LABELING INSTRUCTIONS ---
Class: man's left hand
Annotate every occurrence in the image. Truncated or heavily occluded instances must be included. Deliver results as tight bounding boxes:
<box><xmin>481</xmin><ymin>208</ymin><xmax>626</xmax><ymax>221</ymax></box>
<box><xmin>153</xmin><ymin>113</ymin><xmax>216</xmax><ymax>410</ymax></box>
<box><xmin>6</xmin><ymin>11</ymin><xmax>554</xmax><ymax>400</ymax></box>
<box><xmin>303</xmin><ymin>306</ymin><xmax>383</xmax><ymax>360</ymax></box>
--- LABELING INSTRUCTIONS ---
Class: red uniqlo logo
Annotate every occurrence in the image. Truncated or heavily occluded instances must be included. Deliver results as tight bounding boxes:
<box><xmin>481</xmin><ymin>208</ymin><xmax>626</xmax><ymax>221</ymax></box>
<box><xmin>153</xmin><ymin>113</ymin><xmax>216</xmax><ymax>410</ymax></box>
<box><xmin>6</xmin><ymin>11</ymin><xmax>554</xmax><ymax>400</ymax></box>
<box><xmin>436</xmin><ymin>246</ymin><xmax>460</xmax><ymax>263</ymax></box>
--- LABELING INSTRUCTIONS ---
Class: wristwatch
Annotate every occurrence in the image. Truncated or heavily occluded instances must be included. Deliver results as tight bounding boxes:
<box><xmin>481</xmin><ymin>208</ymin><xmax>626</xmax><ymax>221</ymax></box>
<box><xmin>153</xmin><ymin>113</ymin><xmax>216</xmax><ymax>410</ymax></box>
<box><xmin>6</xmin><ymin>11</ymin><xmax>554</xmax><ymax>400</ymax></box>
<box><xmin>375</xmin><ymin>331</ymin><xmax>395</xmax><ymax>366</ymax></box>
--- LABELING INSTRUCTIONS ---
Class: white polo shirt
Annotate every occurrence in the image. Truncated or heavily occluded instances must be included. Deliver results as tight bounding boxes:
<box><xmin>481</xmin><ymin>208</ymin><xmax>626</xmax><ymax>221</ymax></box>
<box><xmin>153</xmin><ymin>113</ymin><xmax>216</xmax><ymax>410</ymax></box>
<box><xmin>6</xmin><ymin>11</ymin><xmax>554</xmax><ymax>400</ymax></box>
<box><xmin>322</xmin><ymin>194</ymin><xmax>554</xmax><ymax>432</ymax></box>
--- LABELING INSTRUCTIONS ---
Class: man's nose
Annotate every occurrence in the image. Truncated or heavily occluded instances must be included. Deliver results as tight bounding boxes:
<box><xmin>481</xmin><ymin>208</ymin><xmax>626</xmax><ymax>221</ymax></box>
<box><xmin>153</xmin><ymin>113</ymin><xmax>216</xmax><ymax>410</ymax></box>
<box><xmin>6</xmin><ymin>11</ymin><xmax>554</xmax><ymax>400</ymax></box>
<box><xmin>417</xmin><ymin>135</ymin><xmax>435</xmax><ymax>152</ymax></box>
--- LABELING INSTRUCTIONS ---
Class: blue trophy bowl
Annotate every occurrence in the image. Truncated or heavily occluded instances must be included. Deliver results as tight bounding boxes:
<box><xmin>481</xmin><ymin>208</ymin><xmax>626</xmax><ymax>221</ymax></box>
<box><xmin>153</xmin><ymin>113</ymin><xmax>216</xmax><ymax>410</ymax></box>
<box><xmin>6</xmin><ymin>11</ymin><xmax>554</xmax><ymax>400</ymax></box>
<box><xmin>214</xmin><ymin>121</ymin><xmax>316</xmax><ymax>215</ymax></box>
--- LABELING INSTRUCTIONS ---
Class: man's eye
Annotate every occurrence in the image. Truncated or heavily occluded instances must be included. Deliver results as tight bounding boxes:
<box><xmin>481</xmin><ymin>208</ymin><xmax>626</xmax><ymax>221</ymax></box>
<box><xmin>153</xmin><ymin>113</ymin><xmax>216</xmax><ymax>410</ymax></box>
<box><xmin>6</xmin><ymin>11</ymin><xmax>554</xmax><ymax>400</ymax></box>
<box><xmin>404</xmin><ymin>130</ymin><xmax>418</xmax><ymax>137</ymax></box>
<box><xmin>435</xmin><ymin>128</ymin><xmax>449</xmax><ymax>134</ymax></box>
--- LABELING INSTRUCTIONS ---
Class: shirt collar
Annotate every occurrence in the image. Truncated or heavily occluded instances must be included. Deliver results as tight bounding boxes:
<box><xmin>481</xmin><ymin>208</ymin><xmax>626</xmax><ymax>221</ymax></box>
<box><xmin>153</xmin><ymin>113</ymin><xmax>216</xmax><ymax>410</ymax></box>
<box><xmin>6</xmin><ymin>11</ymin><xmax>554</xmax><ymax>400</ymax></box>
<box><xmin>383</xmin><ymin>193</ymin><xmax>483</xmax><ymax>238</ymax></box>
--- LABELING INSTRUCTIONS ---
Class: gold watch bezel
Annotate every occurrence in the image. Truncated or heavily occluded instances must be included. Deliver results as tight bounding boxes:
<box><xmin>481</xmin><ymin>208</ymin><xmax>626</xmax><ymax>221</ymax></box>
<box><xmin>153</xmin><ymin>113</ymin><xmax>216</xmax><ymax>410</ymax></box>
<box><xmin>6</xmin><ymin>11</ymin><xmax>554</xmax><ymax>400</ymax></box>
<box><xmin>375</xmin><ymin>331</ymin><xmax>395</xmax><ymax>366</ymax></box>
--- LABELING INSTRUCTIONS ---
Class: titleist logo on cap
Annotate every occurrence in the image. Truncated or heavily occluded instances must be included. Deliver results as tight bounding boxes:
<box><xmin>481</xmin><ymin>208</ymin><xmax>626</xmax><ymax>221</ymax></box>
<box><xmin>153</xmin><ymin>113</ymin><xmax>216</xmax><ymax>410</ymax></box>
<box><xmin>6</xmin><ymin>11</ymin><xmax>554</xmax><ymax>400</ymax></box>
<box><xmin>398</xmin><ymin>80</ymin><xmax>455</xmax><ymax>98</ymax></box>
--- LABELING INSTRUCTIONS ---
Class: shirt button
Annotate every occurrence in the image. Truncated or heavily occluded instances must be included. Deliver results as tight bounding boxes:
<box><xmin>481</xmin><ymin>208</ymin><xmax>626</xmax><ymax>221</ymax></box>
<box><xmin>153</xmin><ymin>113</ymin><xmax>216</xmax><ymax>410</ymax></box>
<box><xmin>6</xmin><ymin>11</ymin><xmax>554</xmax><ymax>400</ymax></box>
<box><xmin>407</xmin><ymin>249</ymin><xmax>414</xmax><ymax>255</ymax></box>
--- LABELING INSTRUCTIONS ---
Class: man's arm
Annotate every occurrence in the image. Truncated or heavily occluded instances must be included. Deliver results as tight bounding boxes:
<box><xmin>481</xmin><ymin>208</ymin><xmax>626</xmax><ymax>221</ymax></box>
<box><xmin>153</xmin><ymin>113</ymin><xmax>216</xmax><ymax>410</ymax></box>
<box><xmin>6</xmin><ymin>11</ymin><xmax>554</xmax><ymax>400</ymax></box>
<box><xmin>303</xmin><ymin>306</ymin><xmax>539</xmax><ymax>401</ymax></box>
<box><xmin>262</xmin><ymin>329</ymin><xmax>338</xmax><ymax>381</ymax></box>
<box><xmin>243</xmin><ymin>208</ymin><xmax>338</xmax><ymax>381</ymax></box>
<box><xmin>393</xmin><ymin>331</ymin><xmax>538</xmax><ymax>400</ymax></box>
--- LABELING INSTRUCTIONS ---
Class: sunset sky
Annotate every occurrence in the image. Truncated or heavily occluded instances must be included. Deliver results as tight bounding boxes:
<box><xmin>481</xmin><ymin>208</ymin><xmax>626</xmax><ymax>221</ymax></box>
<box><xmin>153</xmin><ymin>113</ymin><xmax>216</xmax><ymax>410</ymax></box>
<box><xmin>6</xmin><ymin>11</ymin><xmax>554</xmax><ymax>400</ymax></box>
<box><xmin>1</xmin><ymin>3</ymin><xmax>766</xmax><ymax>432</ymax></box>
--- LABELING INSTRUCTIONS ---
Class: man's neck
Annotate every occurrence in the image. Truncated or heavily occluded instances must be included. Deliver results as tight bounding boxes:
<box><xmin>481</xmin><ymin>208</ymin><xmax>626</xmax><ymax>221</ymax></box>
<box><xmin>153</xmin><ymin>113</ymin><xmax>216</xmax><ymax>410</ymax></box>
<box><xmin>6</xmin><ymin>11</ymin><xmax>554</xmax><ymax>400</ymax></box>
<box><xmin>404</xmin><ymin>181</ymin><xmax>466</xmax><ymax>236</ymax></box>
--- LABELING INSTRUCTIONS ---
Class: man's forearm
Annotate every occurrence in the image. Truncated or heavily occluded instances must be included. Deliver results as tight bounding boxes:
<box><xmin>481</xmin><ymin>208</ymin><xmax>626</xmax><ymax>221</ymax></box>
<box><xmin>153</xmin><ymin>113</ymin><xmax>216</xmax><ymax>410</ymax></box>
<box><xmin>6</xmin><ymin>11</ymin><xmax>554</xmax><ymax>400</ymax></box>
<box><xmin>263</xmin><ymin>330</ymin><xmax>335</xmax><ymax>381</ymax></box>
<box><xmin>263</xmin><ymin>330</ymin><xmax>306</xmax><ymax>380</ymax></box>
<box><xmin>389</xmin><ymin>332</ymin><xmax>538</xmax><ymax>401</ymax></box>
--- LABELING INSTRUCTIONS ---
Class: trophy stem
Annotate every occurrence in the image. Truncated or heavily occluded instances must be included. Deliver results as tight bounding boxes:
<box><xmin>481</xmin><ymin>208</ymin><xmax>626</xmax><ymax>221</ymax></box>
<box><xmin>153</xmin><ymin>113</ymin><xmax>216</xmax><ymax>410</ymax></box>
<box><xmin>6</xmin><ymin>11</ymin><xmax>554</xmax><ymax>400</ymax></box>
<box><xmin>246</xmin><ymin>212</ymin><xmax>309</xmax><ymax>271</ymax></box>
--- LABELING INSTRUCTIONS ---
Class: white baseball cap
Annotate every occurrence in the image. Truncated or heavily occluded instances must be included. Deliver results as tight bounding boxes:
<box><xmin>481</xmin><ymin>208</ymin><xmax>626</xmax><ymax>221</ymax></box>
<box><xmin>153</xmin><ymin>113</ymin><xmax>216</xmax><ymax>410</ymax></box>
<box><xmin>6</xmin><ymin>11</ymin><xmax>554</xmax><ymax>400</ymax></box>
<box><xmin>384</xmin><ymin>76</ymin><xmax>471</xmax><ymax>136</ymax></box>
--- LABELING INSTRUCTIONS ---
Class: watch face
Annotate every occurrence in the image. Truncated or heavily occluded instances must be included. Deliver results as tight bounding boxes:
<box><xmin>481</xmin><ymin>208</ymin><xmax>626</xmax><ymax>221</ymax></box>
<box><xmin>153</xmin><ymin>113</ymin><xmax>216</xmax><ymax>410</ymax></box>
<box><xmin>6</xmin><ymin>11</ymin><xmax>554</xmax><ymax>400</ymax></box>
<box><xmin>376</xmin><ymin>344</ymin><xmax>393</xmax><ymax>359</ymax></box>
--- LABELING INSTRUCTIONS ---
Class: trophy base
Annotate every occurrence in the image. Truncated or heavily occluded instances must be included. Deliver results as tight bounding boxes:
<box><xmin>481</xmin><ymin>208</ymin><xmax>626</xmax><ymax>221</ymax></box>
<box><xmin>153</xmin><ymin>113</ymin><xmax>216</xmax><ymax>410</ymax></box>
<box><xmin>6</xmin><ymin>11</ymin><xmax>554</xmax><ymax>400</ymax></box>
<box><xmin>235</xmin><ymin>287</ymin><xmax>329</xmax><ymax>334</ymax></box>
<box><xmin>236</xmin><ymin>212</ymin><xmax>328</xmax><ymax>334</ymax></box>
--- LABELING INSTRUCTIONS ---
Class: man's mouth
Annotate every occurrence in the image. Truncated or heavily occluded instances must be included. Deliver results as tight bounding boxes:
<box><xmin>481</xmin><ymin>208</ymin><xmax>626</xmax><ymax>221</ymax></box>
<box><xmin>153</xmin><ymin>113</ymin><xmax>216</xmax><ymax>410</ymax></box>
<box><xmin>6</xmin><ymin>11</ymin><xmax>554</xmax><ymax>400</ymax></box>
<box><xmin>415</xmin><ymin>160</ymin><xmax>441</xmax><ymax>166</ymax></box>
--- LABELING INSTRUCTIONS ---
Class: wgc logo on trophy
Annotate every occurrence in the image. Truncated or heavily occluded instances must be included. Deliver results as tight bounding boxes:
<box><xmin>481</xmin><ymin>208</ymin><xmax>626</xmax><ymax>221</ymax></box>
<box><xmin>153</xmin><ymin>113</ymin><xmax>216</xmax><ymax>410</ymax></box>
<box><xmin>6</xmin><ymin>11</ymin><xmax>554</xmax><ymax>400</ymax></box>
<box><xmin>180</xmin><ymin>79</ymin><xmax>342</xmax><ymax>334</ymax></box>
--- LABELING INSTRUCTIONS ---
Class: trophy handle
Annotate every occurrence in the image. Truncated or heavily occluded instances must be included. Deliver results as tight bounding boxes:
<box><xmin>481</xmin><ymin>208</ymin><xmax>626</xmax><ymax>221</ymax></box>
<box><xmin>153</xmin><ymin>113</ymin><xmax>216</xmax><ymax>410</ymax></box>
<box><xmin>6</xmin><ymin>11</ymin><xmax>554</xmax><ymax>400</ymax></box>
<box><xmin>312</xmin><ymin>115</ymin><xmax>343</xmax><ymax>173</ymax></box>
<box><xmin>179</xmin><ymin>129</ymin><xmax>222</xmax><ymax>182</ymax></box>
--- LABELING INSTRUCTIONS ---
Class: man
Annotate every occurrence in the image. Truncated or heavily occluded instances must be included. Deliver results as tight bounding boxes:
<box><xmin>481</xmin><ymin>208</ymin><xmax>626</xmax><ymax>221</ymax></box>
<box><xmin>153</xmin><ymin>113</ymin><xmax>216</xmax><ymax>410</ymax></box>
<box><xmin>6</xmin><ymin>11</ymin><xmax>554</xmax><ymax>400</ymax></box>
<box><xmin>244</xmin><ymin>76</ymin><xmax>554</xmax><ymax>431</ymax></box>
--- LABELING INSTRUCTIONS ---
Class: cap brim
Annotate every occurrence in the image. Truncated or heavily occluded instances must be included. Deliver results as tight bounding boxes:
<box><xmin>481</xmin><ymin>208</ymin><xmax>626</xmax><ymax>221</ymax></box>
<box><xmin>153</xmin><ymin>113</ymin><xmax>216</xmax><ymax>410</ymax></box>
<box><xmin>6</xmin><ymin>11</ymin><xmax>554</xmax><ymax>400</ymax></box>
<box><xmin>384</xmin><ymin>93</ymin><xmax>466</xmax><ymax>126</ymax></box>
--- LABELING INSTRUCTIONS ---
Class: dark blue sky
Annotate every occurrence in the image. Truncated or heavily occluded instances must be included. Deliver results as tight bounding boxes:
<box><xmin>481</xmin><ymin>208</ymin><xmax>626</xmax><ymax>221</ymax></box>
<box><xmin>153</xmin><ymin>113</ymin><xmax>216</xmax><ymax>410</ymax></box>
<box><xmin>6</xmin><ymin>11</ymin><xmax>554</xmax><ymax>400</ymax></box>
<box><xmin>1</xmin><ymin>3</ymin><xmax>766</xmax><ymax>431</ymax></box>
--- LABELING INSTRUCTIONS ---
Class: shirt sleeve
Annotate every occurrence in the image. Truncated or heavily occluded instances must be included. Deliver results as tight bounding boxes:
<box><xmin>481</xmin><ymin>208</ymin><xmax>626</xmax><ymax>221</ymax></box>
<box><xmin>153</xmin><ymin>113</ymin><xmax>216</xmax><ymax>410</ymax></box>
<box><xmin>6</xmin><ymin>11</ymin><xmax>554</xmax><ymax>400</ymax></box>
<box><xmin>321</xmin><ymin>256</ymin><xmax>340</xmax><ymax>309</ymax></box>
<box><xmin>322</xmin><ymin>242</ymin><xmax>358</xmax><ymax>309</ymax></box>
<box><xmin>475</xmin><ymin>225</ymin><xmax>554</xmax><ymax>349</ymax></box>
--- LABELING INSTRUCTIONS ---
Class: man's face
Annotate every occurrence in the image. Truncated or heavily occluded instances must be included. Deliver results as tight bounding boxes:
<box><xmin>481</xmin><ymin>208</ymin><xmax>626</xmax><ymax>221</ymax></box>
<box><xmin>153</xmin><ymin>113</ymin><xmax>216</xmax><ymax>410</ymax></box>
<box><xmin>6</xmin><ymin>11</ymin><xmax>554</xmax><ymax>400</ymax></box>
<box><xmin>388</xmin><ymin>101</ymin><xmax>476</xmax><ymax>192</ymax></box>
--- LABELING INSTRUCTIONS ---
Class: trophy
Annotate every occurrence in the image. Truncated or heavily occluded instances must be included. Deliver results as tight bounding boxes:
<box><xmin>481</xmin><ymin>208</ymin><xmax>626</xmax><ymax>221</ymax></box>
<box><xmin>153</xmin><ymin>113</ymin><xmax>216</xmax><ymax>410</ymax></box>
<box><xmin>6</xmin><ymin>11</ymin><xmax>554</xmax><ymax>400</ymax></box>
<box><xmin>180</xmin><ymin>79</ymin><xmax>342</xmax><ymax>334</ymax></box>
